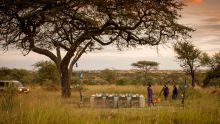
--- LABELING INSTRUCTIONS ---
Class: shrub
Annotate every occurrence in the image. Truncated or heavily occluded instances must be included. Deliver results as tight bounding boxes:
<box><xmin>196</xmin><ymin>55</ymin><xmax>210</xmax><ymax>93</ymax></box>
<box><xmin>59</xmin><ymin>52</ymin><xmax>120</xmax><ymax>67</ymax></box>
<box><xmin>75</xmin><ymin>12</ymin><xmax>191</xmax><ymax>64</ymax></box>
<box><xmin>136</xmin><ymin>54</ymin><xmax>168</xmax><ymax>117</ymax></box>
<box><xmin>115</xmin><ymin>79</ymin><xmax>127</xmax><ymax>85</ymax></box>
<box><xmin>101</xmin><ymin>69</ymin><xmax>116</xmax><ymax>84</ymax></box>
<box><xmin>33</xmin><ymin>61</ymin><xmax>60</xmax><ymax>85</ymax></box>
<box><xmin>203</xmin><ymin>66</ymin><xmax>220</xmax><ymax>87</ymax></box>
<box><xmin>83</xmin><ymin>80</ymin><xmax>96</xmax><ymax>85</ymax></box>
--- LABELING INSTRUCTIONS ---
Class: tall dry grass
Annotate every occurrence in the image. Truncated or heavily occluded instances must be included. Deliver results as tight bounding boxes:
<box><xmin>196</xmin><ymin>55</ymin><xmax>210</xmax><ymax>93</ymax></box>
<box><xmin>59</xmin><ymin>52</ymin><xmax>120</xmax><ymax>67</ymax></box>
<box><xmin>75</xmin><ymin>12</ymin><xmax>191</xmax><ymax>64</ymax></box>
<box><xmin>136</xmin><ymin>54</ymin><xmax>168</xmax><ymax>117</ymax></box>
<box><xmin>0</xmin><ymin>85</ymin><xmax>219</xmax><ymax>124</ymax></box>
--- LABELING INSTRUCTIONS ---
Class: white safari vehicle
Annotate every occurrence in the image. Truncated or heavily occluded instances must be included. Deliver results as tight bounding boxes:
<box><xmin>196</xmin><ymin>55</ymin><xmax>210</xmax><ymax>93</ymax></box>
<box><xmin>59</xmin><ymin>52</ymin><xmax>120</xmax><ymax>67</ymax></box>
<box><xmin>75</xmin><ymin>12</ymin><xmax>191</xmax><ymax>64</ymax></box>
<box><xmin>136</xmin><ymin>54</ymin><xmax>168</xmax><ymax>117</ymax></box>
<box><xmin>0</xmin><ymin>80</ymin><xmax>29</xmax><ymax>93</ymax></box>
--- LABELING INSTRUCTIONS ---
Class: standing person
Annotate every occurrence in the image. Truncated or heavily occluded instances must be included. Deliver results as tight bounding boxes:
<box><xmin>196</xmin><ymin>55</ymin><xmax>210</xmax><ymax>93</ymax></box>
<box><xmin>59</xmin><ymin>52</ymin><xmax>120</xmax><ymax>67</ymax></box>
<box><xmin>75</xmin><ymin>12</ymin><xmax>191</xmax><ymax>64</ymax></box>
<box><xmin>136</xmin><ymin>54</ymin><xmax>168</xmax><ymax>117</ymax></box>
<box><xmin>147</xmin><ymin>84</ymin><xmax>154</xmax><ymax>106</ymax></box>
<box><xmin>172</xmin><ymin>85</ymin><xmax>178</xmax><ymax>100</ymax></box>
<box><xmin>160</xmin><ymin>85</ymin><xmax>169</xmax><ymax>100</ymax></box>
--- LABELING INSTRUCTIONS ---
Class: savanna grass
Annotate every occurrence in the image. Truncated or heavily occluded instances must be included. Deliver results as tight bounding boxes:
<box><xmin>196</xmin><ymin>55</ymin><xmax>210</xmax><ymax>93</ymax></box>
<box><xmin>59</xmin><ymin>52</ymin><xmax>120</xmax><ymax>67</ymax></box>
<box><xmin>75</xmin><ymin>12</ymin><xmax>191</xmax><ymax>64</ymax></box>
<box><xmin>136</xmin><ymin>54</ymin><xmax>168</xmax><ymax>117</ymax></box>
<box><xmin>0</xmin><ymin>85</ymin><xmax>219</xmax><ymax>124</ymax></box>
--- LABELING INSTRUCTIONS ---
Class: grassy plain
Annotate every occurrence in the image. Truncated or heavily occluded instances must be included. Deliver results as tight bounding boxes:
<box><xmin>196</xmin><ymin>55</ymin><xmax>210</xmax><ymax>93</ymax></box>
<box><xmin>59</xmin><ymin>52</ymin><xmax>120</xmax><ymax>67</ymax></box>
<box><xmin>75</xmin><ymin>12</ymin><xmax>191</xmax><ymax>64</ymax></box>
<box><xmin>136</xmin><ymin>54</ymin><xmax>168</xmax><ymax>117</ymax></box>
<box><xmin>0</xmin><ymin>85</ymin><xmax>220</xmax><ymax>124</ymax></box>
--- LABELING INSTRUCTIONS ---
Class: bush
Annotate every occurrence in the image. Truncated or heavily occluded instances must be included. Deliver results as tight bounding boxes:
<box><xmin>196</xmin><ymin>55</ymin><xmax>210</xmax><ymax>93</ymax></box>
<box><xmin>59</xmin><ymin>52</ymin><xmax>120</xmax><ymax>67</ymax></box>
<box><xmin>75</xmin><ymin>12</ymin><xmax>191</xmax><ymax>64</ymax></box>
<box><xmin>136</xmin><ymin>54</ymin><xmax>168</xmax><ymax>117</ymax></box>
<box><xmin>203</xmin><ymin>66</ymin><xmax>220</xmax><ymax>87</ymax></box>
<box><xmin>0</xmin><ymin>67</ymin><xmax>34</xmax><ymax>84</ymax></box>
<box><xmin>115</xmin><ymin>79</ymin><xmax>127</xmax><ymax>85</ymax></box>
<box><xmin>83</xmin><ymin>80</ymin><xmax>96</xmax><ymax>85</ymax></box>
<box><xmin>100</xmin><ymin>69</ymin><xmax>116</xmax><ymax>84</ymax></box>
<box><xmin>33</xmin><ymin>61</ymin><xmax>60</xmax><ymax>85</ymax></box>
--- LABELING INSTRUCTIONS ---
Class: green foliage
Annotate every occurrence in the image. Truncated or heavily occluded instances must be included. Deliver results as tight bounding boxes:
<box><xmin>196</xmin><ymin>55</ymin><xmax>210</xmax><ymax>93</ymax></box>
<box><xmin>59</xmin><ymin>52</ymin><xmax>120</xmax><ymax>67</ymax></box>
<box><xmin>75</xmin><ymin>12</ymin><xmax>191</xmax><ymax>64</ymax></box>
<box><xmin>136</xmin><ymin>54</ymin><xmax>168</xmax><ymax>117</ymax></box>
<box><xmin>203</xmin><ymin>66</ymin><xmax>220</xmax><ymax>87</ymax></box>
<box><xmin>195</xmin><ymin>72</ymin><xmax>206</xmax><ymax>86</ymax></box>
<box><xmin>174</xmin><ymin>41</ymin><xmax>201</xmax><ymax>69</ymax></box>
<box><xmin>200</xmin><ymin>53</ymin><xmax>211</xmax><ymax>66</ymax></box>
<box><xmin>0</xmin><ymin>67</ymin><xmax>11</xmax><ymax>79</ymax></box>
<box><xmin>100</xmin><ymin>69</ymin><xmax>116</xmax><ymax>84</ymax></box>
<box><xmin>0</xmin><ymin>66</ymin><xmax>208</xmax><ymax>86</ymax></box>
<box><xmin>81</xmin><ymin>70</ymin><xmax>205</xmax><ymax>86</ymax></box>
<box><xmin>33</xmin><ymin>61</ymin><xmax>60</xmax><ymax>85</ymax></box>
<box><xmin>10</xmin><ymin>69</ymin><xmax>34</xmax><ymax>84</ymax></box>
<box><xmin>174</xmin><ymin>41</ymin><xmax>202</xmax><ymax>87</ymax></box>
<box><xmin>166</xmin><ymin>73</ymin><xmax>181</xmax><ymax>84</ymax></box>
<box><xmin>200</xmin><ymin>51</ymin><xmax>220</xmax><ymax>87</ymax></box>
<box><xmin>83</xmin><ymin>81</ymin><xmax>96</xmax><ymax>85</ymax></box>
<box><xmin>200</xmin><ymin>52</ymin><xmax>220</xmax><ymax>70</ymax></box>
<box><xmin>209</xmin><ymin>78</ymin><xmax>220</xmax><ymax>87</ymax></box>
<box><xmin>115</xmin><ymin>78</ymin><xmax>127</xmax><ymax>85</ymax></box>
<box><xmin>131</xmin><ymin>61</ymin><xmax>159</xmax><ymax>72</ymax></box>
<box><xmin>0</xmin><ymin>67</ymin><xmax>34</xmax><ymax>84</ymax></box>
<box><xmin>131</xmin><ymin>61</ymin><xmax>159</xmax><ymax>85</ymax></box>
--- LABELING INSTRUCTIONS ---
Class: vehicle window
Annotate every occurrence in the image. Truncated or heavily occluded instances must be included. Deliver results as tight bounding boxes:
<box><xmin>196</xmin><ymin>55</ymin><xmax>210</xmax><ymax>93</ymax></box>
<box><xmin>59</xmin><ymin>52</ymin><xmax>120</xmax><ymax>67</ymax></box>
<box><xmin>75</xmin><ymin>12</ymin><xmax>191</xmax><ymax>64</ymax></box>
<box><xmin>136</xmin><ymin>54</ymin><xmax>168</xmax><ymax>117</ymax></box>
<box><xmin>14</xmin><ymin>82</ymin><xmax>23</xmax><ymax>87</ymax></box>
<box><xmin>0</xmin><ymin>82</ymin><xmax>4</xmax><ymax>87</ymax></box>
<box><xmin>5</xmin><ymin>82</ymin><xmax>9</xmax><ymax>86</ymax></box>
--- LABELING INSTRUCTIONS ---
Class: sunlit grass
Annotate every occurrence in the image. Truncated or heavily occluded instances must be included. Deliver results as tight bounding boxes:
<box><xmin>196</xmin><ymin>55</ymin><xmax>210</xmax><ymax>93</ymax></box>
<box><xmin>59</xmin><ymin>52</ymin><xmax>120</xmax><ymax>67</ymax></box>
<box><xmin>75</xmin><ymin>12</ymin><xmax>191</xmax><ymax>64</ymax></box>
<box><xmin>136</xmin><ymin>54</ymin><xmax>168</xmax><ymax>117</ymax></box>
<box><xmin>0</xmin><ymin>85</ymin><xmax>220</xmax><ymax>124</ymax></box>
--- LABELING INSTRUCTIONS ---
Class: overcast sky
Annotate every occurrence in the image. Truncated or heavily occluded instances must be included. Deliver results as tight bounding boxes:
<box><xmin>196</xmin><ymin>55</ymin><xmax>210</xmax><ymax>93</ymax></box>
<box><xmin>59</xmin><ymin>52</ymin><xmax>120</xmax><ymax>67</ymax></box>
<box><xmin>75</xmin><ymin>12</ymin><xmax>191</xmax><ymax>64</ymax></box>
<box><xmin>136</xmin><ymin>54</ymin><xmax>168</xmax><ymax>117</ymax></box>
<box><xmin>0</xmin><ymin>0</ymin><xmax>220</xmax><ymax>70</ymax></box>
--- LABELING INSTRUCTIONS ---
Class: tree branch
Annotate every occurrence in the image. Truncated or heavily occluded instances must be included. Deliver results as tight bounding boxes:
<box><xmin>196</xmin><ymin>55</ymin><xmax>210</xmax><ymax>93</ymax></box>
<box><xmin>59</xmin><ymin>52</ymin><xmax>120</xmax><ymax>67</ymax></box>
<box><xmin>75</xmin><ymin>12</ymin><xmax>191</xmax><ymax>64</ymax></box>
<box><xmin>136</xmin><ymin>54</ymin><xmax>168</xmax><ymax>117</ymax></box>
<box><xmin>69</xmin><ymin>41</ymin><xmax>92</xmax><ymax>71</ymax></box>
<box><xmin>92</xmin><ymin>36</ymin><xmax>113</xmax><ymax>46</ymax></box>
<box><xmin>29</xmin><ymin>39</ymin><xmax>58</xmax><ymax>63</ymax></box>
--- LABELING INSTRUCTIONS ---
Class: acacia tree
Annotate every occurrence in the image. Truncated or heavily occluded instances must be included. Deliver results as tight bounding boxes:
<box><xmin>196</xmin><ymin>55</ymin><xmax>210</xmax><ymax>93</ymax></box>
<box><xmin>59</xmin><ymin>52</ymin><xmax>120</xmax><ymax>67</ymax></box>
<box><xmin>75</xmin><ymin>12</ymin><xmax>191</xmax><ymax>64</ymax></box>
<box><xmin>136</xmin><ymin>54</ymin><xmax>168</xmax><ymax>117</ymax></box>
<box><xmin>200</xmin><ymin>51</ymin><xmax>220</xmax><ymax>87</ymax></box>
<box><xmin>1</xmin><ymin>0</ymin><xmax>192</xmax><ymax>98</ymax></box>
<box><xmin>200</xmin><ymin>52</ymin><xmax>220</xmax><ymax>70</ymax></box>
<box><xmin>174</xmin><ymin>41</ymin><xmax>201</xmax><ymax>87</ymax></box>
<box><xmin>131</xmin><ymin>61</ymin><xmax>159</xmax><ymax>84</ymax></box>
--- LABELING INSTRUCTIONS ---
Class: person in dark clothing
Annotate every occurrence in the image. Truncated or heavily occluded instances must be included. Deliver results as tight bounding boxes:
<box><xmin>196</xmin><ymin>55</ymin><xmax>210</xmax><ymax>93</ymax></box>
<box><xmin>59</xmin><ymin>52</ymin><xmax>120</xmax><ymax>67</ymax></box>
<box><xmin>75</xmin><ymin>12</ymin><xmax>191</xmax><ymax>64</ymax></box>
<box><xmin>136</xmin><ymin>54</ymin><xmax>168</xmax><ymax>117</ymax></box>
<box><xmin>147</xmin><ymin>84</ymin><xmax>154</xmax><ymax>106</ymax></box>
<box><xmin>172</xmin><ymin>85</ymin><xmax>178</xmax><ymax>100</ymax></box>
<box><xmin>160</xmin><ymin>85</ymin><xmax>169</xmax><ymax>100</ymax></box>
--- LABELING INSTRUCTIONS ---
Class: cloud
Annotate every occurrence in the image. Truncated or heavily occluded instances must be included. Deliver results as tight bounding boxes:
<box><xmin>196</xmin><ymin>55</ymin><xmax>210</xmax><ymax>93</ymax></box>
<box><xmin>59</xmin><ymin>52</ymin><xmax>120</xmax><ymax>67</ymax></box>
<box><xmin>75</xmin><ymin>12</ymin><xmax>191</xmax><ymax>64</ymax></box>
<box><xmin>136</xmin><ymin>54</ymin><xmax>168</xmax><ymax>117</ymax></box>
<box><xmin>199</xmin><ymin>24</ymin><xmax>220</xmax><ymax>32</ymax></box>
<box><xmin>184</xmin><ymin>0</ymin><xmax>203</xmax><ymax>5</ymax></box>
<box><xmin>202</xmin><ymin>17</ymin><xmax>220</xmax><ymax>23</ymax></box>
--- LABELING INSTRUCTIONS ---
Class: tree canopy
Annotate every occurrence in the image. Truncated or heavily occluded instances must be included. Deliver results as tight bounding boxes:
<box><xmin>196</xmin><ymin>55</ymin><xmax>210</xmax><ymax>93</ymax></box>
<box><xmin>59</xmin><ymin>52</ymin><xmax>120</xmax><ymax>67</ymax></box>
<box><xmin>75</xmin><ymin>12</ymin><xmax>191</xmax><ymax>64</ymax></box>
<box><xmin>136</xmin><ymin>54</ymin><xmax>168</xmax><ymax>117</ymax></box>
<box><xmin>131</xmin><ymin>60</ymin><xmax>159</xmax><ymax>85</ymax></box>
<box><xmin>200</xmin><ymin>52</ymin><xmax>220</xmax><ymax>70</ymax></box>
<box><xmin>200</xmin><ymin>51</ymin><xmax>220</xmax><ymax>87</ymax></box>
<box><xmin>0</xmin><ymin>0</ymin><xmax>193</xmax><ymax>97</ymax></box>
<box><xmin>174</xmin><ymin>41</ymin><xmax>201</xmax><ymax>87</ymax></box>
<box><xmin>131</xmin><ymin>60</ymin><xmax>159</xmax><ymax>72</ymax></box>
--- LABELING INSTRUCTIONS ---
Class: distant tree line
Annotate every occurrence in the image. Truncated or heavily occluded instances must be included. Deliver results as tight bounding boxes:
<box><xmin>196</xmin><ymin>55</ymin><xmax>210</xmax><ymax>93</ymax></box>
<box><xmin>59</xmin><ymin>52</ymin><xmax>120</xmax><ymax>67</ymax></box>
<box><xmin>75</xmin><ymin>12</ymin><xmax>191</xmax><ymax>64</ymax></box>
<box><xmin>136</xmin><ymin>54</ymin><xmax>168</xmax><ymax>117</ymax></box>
<box><xmin>0</xmin><ymin>61</ymin><xmax>207</xmax><ymax>89</ymax></box>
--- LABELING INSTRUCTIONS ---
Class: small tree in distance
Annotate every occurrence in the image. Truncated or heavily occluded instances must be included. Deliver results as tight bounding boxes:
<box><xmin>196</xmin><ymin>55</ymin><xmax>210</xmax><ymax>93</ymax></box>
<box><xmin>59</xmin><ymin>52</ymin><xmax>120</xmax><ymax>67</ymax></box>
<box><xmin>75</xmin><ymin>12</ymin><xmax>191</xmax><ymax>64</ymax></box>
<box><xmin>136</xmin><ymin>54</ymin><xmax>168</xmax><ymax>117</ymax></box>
<box><xmin>131</xmin><ymin>61</ymin><xmax>159</xmax><ymax>85</ymax></box>
<box><xmin>174</xmin><ymin>41</ymin><xmax>201</xmax><ymax>87</ymax></box>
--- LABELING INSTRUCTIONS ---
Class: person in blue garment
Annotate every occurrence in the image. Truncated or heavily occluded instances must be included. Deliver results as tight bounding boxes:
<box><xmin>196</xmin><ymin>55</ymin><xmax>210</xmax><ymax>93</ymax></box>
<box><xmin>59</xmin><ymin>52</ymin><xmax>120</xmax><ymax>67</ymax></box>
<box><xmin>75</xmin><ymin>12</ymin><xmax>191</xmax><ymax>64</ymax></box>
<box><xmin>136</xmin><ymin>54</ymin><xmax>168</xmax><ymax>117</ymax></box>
<box><xmin>172</xmin><ymin>85</ymin><xmax>178</xmax><ymax>100</ymax></box>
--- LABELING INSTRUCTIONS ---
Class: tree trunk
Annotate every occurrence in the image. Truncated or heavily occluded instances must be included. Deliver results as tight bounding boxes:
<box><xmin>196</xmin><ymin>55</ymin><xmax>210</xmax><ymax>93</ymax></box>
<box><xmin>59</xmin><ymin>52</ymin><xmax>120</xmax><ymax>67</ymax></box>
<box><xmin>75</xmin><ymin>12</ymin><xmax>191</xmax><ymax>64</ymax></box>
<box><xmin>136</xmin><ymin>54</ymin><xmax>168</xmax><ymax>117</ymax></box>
<box><xmin>144</xmin><ymin>71</ymin><xmax>147</xmax><ymax>84</ymax></box>
<box><xmin>191</xmin><ymin>71</ymin><xmax>195</xmax><ymax>88</ymax></box>
<box><xmin>60</xmin><ymin>68</ymin><xmax>71</xmax><ymax>98</ymax></box>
